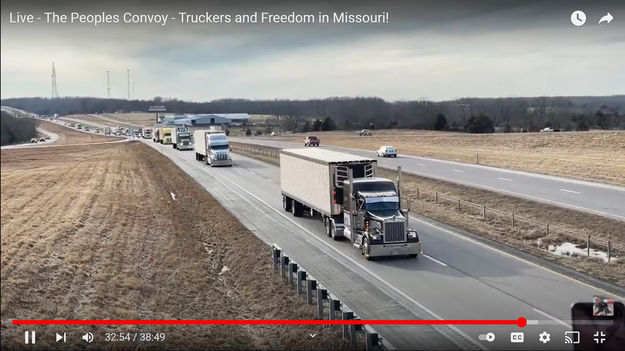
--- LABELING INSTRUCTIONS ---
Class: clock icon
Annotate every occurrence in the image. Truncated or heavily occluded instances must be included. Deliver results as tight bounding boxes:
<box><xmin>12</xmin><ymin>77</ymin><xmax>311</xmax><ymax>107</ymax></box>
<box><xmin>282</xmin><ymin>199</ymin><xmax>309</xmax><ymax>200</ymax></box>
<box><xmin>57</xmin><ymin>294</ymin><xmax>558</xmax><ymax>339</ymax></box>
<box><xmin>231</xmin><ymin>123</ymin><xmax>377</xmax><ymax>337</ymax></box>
<box><xmin>571</xmin><ymin>10</ymin><xmax>586</xmax><ymax>26</ymax></box>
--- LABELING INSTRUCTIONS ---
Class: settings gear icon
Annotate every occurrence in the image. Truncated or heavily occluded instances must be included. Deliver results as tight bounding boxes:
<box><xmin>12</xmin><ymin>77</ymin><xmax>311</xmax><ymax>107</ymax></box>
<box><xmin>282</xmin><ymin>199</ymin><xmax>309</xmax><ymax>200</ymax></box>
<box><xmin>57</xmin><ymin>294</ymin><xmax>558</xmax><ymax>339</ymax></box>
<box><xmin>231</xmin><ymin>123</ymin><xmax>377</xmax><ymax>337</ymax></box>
<box><xmin>538</xmin><ymin>331</ymin><xmax>551</xmax><ymax>343</ymax></box>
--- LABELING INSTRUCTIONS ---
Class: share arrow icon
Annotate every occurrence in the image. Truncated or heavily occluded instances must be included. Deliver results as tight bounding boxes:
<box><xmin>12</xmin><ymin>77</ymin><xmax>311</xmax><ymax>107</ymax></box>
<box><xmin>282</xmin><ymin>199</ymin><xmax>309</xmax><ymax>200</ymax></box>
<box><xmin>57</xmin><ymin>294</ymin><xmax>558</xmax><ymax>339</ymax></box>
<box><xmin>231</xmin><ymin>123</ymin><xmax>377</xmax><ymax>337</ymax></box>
<box><xmin>598</xmin><ymin>12</ymin><xmax>614</xmax><ymax>24</ymax></box>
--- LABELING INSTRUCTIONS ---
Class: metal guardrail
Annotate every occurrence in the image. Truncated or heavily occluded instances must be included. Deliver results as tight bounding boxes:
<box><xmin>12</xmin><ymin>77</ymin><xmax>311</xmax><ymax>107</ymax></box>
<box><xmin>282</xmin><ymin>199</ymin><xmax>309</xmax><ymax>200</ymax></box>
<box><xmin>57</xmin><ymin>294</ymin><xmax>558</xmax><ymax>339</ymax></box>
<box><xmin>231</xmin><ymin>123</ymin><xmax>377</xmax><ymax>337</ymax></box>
<box><xmin>231</xmin><ymin>141</ymin><xmax>623</xmax><ymax>261</ymax></box>
<box><xmin>272</xmin><ymin>244</ymin><xmax>395</xmax><ymax>351</ymax></box>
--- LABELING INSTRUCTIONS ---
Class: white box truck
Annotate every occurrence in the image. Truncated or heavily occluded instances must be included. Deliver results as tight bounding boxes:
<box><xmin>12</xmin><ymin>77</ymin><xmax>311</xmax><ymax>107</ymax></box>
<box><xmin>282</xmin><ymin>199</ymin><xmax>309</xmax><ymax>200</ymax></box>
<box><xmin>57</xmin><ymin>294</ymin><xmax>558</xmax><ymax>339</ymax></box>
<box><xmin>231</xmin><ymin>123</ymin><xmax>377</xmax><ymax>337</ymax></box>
<box><xmin>142</xmin><ymin>127</ymin><xmax>152</xmax><ymax>139</ymax></box>
<box><xmin>193</xmin><ymin>130</ymin><xmax>232</xmax><ymax>166</ymax></box>
<box><xmin>280</xmin><ymin>148</ymin><xmax>420</xmax><ymax>259</ymax></box>
<box><xmin>171</xmin><ymin>126</ymin><xmax>193</xmax><ymax>150</ymax></box>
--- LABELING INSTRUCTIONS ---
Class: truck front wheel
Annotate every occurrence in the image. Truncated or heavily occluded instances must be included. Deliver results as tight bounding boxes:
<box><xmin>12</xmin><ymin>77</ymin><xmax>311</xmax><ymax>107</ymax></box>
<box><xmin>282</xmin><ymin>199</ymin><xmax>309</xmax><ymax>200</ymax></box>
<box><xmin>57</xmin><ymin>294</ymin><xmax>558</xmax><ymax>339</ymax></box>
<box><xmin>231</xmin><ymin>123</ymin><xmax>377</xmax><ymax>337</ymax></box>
<box><xmin>362</xmin><ymin>237</ymin><xmax>371</xmax><ymax>260</ymax></box>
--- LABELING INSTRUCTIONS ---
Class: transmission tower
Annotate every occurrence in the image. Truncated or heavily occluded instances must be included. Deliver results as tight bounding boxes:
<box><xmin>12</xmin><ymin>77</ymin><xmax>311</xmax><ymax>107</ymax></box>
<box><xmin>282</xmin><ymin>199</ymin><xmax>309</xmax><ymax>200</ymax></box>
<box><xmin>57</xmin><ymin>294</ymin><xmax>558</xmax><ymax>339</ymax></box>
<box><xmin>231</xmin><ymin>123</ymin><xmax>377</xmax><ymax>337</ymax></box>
<box><xmin>51</xmin><ymin>62</ymin><xmax>59</xmax><ymax>98</ymax></box>
<box><xmin>127</xmin><ymin>69</ymin><xmax>130</xmax><ymax>100</ymax></box>
<box><xmin>106</xmin><ymin>70</ymin><xmax>111</xmax><ymax>97</ymax></box>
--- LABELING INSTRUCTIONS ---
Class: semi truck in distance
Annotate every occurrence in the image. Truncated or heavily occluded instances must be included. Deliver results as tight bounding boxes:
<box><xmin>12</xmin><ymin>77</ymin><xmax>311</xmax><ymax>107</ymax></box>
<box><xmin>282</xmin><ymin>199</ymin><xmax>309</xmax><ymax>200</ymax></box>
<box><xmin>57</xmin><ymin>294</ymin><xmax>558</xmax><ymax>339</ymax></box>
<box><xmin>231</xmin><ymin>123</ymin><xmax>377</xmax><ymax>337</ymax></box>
<box><xmin>193</xmin><ymin>130</ymin><xmax>232</xmax><ymax>166</ymax></box>
<box><xmin>153</xmin><ymin>127</ymin><xmax>174</xmax><ymax>144</ymax></box>
<box><xmin>171</xmin><ymin>127</ymin><xmax>193</xmax><ymax>150</ymax></box>
<box><xmin>280</xmin><ymin>148</ymin><xmax>420</xmax><ymax>259</ymax></box>
<box><xmin>142</xmin><ymin>128</ymin><xmax>152</xmax><ymax>139</ymax></box>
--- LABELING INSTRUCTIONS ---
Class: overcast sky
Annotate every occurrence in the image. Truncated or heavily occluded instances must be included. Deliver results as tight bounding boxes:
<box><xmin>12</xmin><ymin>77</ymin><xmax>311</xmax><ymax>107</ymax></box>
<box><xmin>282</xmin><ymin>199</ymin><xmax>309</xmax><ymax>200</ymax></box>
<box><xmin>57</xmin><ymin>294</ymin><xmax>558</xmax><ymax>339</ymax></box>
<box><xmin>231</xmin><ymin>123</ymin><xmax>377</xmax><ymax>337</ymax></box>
<box><xmin>1</xmin><ymin>0</ymin><xmax>623</xmax><ymax>101</ymax></box>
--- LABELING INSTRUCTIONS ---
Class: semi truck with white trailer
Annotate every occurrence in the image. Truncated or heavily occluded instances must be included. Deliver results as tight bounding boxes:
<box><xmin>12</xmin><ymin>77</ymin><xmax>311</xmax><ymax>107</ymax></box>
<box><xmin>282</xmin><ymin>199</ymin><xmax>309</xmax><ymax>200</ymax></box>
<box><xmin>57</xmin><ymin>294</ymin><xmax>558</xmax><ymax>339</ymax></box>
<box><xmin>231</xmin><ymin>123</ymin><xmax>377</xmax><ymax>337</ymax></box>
<box><xmin>171</xmin><ymin>127</ymin><xmax>193</xmax><ymax>150</ymax></box>
<box><xmin>280</xmin><ymin>148</ymin><xmax>420</xmax><ymax>259</ymax></box>
<box><xmin>142</xmin><ymin>127</ymin><xmax>152</xmax><ymax>139</ymax></box>
<box><xmin>193</xmin><ymin>130</ymin><xmax>232</xmax><ymax>166</ymax></box>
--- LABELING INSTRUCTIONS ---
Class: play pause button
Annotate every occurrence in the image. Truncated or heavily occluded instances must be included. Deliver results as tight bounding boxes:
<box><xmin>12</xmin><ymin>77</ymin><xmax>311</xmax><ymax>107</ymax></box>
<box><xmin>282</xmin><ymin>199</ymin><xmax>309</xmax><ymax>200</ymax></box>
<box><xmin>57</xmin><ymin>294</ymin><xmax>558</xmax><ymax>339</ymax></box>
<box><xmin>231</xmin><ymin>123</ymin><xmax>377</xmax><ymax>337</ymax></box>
<box><xmin>24</xmin><ymin>331</ymin><xmax>35</xmax><ymax>344</ymax></box>
<box><xmin>56</xmin><ymin>332</ymin><xmax>67</xmax><ymax>342</ymax></box>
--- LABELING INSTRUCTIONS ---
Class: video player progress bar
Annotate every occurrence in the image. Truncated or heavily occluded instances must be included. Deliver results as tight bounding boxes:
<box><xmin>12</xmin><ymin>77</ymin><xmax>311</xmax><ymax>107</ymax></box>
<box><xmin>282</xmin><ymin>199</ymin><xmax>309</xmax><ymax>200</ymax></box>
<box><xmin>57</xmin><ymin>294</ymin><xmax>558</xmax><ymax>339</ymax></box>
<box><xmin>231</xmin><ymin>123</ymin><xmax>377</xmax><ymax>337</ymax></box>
<box><xmin>13</xmin><ymin>318</ymin><xmax>527</xmax><ymax>327</ymax></box>
<box><xmin>527</xmin><ymin>320</ymin><xmax>613</xmax><ymax>325</ymax></box>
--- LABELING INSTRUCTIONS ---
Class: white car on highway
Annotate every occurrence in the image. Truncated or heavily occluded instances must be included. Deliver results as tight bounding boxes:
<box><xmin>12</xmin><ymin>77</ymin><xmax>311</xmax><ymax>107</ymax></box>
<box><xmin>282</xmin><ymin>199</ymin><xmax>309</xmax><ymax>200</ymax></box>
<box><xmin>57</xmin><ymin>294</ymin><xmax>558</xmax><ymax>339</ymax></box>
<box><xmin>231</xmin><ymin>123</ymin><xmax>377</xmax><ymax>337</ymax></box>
<box><xmin>377</xmin><ymin>145</ymin><xmax>397</xmax><ymax>157</ymax></box>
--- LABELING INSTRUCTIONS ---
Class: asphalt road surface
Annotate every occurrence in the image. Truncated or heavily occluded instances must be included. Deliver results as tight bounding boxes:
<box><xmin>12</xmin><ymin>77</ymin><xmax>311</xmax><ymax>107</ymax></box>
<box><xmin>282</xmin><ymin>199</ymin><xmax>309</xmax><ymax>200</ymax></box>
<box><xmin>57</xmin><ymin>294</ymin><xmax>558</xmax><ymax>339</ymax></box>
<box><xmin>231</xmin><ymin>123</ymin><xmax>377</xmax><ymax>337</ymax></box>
<box><xmin>141</xmin><ymin>138</ymin><xmax>624</xmax><ymax>350</ymax></box>
<box><xmin>230</xmin><ymin>137</ymin><xmax>625</xmax><ymax>222</ymax></box>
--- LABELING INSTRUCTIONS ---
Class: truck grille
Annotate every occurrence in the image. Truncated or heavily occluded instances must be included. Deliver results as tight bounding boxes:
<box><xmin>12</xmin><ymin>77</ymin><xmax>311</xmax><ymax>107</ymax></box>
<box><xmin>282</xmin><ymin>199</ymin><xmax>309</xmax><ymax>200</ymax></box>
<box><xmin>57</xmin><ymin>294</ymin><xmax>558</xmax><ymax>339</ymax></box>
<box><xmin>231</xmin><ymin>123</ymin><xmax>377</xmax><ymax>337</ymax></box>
<box><xmin>384</xmin><ymin>222</ymin><xmax>405</xmax><ymax>243</ymax></box>
<box><xmin>217</xmin><ymin>153</ymin><xmax>227</xmax><ymax>160</ymax></box>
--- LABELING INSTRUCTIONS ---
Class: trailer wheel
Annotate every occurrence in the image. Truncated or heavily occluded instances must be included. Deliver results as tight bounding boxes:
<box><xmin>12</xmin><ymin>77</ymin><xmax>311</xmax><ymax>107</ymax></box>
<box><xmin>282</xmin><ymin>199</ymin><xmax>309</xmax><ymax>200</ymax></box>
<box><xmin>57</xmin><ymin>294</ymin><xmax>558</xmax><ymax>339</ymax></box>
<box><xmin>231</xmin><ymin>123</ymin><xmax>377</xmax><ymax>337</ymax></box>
<box><xmin>282</xmin><ymin>195</ymin><xmax>292</xmax><ymax>212</ymax></box>
<box><xmin>330</xmin><ymin>221</ymin><xmax>339</xmax><ymax>241</ymax></box>
<box><xmin>324</xmin><ymin>217</ymin><xmax>331</xmax><ymax>237</ymax></box>
<box><xmin>291</xmin><ymin>200</ymin><xmax>303</xmax><ymax>217</ymax></box>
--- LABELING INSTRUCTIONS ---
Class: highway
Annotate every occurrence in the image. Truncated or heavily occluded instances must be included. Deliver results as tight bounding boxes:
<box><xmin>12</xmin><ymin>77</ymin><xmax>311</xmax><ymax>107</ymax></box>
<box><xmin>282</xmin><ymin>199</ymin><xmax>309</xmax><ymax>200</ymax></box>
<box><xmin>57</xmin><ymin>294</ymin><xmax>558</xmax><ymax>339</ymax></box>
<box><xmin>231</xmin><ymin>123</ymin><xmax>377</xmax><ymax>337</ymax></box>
<box><xmin>140</xmin><ymin>138</ymin><xmax>624</xmax><ymax>350</ymax></box>
<box><xmin>229</xmin><ymin>137</ymin><xmax>625</xmax><ymax>222</ymax></box>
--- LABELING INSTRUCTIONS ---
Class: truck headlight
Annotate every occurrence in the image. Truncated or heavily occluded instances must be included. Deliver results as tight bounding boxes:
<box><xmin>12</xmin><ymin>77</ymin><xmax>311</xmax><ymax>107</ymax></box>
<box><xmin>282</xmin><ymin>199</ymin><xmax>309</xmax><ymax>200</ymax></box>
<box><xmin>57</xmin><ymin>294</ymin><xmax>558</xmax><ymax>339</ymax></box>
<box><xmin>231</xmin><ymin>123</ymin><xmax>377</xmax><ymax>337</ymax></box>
<box><xmin>370</xmin><ymin>228</ymin><xmax>383</xmax><ymax>242</ymax></box>
<box><xmin>407</xmin><ymin>229</ymin><xmax>419</xmax><ymax>242</ymax></box>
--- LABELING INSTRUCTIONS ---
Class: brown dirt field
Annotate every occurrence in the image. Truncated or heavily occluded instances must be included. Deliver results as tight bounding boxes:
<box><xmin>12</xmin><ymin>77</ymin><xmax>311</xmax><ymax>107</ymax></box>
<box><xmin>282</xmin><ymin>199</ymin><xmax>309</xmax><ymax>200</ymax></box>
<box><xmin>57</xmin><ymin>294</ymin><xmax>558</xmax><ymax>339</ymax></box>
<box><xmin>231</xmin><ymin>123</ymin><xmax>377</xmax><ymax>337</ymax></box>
<box><xmin>0</xmin><ymin>142</ymin><xmax>347</xmax><ymax>350</ymax></box>
<box><xmin>230</xmin><ymin>143</ymin><xmax>625</xmax><ymax>289</ymax></box>
<box><xmin>102</xmin><ymin>113</ymin><xmax>156</xmax><ymax>125</ymax></box>
<box><xmin>38</xmin><ymin>120</ymin><xmax>122</xmax><ymax>145</ymax></box>
<box><xmin>271</xmin><ymin>129</ymin><xmax>625</xmax><ymax>185</ymax></box>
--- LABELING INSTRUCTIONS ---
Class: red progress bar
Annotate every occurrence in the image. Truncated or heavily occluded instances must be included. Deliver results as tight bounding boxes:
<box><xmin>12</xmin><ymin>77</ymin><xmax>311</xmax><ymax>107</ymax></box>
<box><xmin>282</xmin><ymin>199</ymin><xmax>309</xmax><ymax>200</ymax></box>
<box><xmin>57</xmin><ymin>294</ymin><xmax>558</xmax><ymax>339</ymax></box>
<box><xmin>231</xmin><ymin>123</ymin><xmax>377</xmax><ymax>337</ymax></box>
<box><xmin>13</xmin><ymin>318</ymin><xmax>527</xmax><ymax>327</ymax></box>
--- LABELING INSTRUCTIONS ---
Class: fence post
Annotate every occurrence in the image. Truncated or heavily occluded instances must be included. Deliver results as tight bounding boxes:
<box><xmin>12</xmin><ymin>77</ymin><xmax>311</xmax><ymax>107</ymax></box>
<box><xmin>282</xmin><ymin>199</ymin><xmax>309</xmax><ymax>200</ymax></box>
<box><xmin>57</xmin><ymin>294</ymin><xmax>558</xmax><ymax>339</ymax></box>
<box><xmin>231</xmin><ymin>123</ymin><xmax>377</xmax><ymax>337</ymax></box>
<box><xmin>546</xmin><ymin>224</ymin><xmax>550</xmax><ymax>236</ymax></box>
<box><xmin>416</xmin><ymin>187</ymin><xmax>419</xmax><ymax>200</ymax></box>
<box><xmin>587</xmin><ymin>235</ymin><xmax>590</xmax><ymax>257</ymax></box>
<box><xmin>435</xmin><ymin>192</ymin><xmax>438</xmax><ymax>203</ymax></box>
<box><xmin>608</xmin><ymin>241</ymin><xmax>611</xmax><ymax>263</ymax></box>
<box><xmin>307</xmin><ymin>280</ymin><xmax>316</xmax><ymax>305</ymax></box>
<box><xmin>457</xmin><ymin>199</ymin><xmax>461</xmax><ymax>211</ymax></box>
<box><xmin>482</xmin><ymin>206</ymin><xmax>486</xmax><ymax>218</ymax></box>
<box><xmin>329</xmin><ymin>299</ymin><xmax>340</xmax><ymax>320</ymax></box>
<box><xmin>280</xmin><ymin>256</ymin><xmax>289</xmax><ymax>280</ymax></box>
<box><xmin>476</xmin><ymin>152</ymin><xmax>479</xmax><ymax>164</ymax></box>
<box><xmin>272</xmin><ymin>246</ymin><xmax>281</xmax><ymax>271</ymax></box>
<box><xmin>512</xmin><ymin>213</ymin><xmax>515</xmax><ymax>228</ymax></box>
<box><xmin>342</xmin><ymin>311</ymin><xmax>354</xmax><ymax>341</ymax></box>
<box><xmin>297</xmin><ymin>271</ymin><xmax>306</xmax><ymax>295</ymax></box>
<box><xmin>366</xmin><ymin>332</ymin><xmax>379</xmax><ymax>351</ymax></box>
<box><xmin>317</xmin><ymin>289</ymin><xmax>327</xmax><ymax>318</ymax></box>
<box><xmin>288</xmin><ymin>262</ymin><xmax>297</xmax><ymax>288</ymax></box>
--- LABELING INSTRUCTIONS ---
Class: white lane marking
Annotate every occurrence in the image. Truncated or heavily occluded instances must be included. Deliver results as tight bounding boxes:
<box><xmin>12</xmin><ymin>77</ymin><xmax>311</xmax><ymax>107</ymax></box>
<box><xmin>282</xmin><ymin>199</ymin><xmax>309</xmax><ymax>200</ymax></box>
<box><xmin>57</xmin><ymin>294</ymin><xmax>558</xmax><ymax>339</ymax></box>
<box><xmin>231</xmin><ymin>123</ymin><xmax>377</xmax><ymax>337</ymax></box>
<box><xmin>409</xmin><ymin>213</ymin><xmax>625</xmax><ymax>302</ymax></box>
<box><xmin>560</xmin><ymin>188</ymin><xmax>581</xmax><ymax>194</ymax></box>
<box><xmin>202</xmin><ymin>161</ymin><xmax>484</xmax><ymax>350</ymax></box>
<box><xmin>497</xmin><ymin>177</ymin><xmax>513</xmax><ymax>182</ymax></box>
<box><xmin>533</xmin><ymin>308</ymin><xmax>572</xmax><ymax>329</ymax></box>
<box><xmin>423</xmin><ymin>254</ymin><xmax>448</xmax><ymax>267</ymax></box>
<box><xmin>452</xmin><ymin>169</ymin><xmax>465</xmax><ymax>173</ymax></box>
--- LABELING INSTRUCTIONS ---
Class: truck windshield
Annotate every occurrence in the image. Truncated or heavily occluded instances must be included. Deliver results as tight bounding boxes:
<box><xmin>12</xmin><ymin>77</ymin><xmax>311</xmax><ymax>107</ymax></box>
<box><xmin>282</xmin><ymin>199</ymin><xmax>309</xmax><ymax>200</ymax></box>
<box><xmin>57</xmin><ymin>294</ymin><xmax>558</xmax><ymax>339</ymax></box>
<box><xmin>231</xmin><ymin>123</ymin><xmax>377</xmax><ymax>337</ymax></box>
<box><xmin>353</xmin><ymin>181</ymin><xmax>396</xmax><ymax>193</ymax></box>
<box><xmin>365</xmin><ymin>197</ymin><xmax>399</xmax><ymax>211</ymax></box>
<box><xmin>210</xmin><ymin>144</ymin><xmax>229</xmax><ymax>150</ymax></box>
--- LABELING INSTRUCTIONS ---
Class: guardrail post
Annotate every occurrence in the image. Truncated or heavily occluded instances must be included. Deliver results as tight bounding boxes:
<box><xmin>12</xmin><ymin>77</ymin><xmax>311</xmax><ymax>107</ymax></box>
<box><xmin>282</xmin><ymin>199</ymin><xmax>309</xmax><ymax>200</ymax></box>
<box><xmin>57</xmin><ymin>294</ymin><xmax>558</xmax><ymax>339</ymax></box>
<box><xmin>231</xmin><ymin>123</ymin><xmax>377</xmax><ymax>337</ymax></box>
<box><xmin>272</xmin><ymin>246</ymin><xmax>281</xmax><ymax>271</ymax></box>
<box><xmin>288</xmin><ymin>262</ymin><xmax>297</xmax><ymax>288</ymax></box>
<box><xmin>280</xmin><ymin>256</ymin><xmax>289</xmax><ymax>280</ymax></box>
<box><xmin>297</xmin><ymin>270</ymin><xmax>306</xmax><ymax>295</ymax></box>
<box><xmin>587</xmin><ymin>235</ymin><xmax>590</xmax><ymax>257</ymax></box>
<box><xmin>366</xmin><ymin>332</ymin><xmax>379</xmax><ymax>351</ymax></box>
<box><xmin>317</xmin><ymin>289</ymin><xmax>327</xmax><ymax>318</ymax></box>
<box><xmin>350</xmin><ymin>324</ymin><xmax>357</xmax><ymax>351</ymax></box>
<box><xmin>329</xmin><ymin>299</ymin><xmax>340</xmax><ymax>320</ymax></box>
<box><xmin>342</xmin><ymin>311</ymin><xmax>354</xmax><ymax>340</ymax></box>
<box><xmin>307</xmin><ymin>280</ymin><xmax>316</xmax><ymax>305</ymax></box>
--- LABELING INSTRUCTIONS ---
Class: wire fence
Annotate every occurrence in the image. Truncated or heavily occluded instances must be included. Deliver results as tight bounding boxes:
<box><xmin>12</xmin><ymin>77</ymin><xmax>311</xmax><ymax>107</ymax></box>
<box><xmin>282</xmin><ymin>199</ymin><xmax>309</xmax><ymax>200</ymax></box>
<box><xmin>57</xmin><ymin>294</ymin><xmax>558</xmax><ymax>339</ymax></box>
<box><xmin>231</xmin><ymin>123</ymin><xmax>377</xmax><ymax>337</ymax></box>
<box><xmin>231</xmin><ymin>142</ymin><xmax>623</xmax><ymax>262</ymax></box>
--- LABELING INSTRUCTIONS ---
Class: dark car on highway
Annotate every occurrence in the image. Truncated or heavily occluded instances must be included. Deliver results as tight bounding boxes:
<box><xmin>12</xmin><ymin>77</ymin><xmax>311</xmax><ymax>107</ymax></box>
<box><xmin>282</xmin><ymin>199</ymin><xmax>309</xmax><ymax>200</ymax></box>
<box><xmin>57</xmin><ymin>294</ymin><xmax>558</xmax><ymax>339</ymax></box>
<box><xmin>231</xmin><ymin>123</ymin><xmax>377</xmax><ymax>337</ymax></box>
<box><xmin>304</xmin><ymin>135</ymin><xmax>320</xmax><ymax>147</ymax></box>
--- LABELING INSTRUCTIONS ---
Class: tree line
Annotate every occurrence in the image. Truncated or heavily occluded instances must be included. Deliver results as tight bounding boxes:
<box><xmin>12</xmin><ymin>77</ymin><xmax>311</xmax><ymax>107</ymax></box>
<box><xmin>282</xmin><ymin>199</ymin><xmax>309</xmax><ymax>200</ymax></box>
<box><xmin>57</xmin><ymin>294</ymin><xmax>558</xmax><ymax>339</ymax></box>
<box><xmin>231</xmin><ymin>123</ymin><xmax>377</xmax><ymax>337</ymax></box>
<box><xmin>2</xmin><ymin>95</ymin><xmax>624</xmax><ymax>133</ymax></box>
<box><xmin>0</xmin><ymin>111</ymin><xmax>39</xmax><ymax>146</ymax></box>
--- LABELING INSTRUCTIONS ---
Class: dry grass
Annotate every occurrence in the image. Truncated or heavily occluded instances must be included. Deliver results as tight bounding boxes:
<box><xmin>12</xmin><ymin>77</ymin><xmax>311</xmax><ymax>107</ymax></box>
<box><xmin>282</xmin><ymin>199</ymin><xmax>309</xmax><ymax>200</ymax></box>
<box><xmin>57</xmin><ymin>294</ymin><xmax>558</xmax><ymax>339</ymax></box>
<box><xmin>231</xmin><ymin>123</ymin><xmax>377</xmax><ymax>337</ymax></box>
<box><xmin>101</xmin><ymin>113</ymin><xmax>156</xmax><ymax>125</ymax></box>
<box><xmin>60</xmin><ymin>114</ymin><xmax>122</xmax><ymax>127</ymax></box>
<box><xmin>1</xmin><ymin>142</ymin><xmax>347</xmax><ymax>350</ymax></box>
<box><xmin>271</xmin><ymin>129</ymin><xmax>625</xmax><ymax>185</ymax></box>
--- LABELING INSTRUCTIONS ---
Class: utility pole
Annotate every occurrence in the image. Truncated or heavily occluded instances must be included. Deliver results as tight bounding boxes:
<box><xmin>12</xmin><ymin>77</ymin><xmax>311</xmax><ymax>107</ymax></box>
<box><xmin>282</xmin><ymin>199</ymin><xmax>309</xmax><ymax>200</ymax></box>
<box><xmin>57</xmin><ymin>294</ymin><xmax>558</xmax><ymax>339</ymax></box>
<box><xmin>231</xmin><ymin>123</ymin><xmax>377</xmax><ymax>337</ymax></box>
<box><xmin>106</xmin><ymin>70</ymin><xmax>111</xmax><ymax>98</ymax></box>
<box><xmin>126</xmin><ymin>68</ymin><xmax>130</xmax><ymax>100</ymax></box>
<box><xmin>51</xmin><ymin>62</ymin><xmax>59</xmax><ymax>98</ymax></box>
